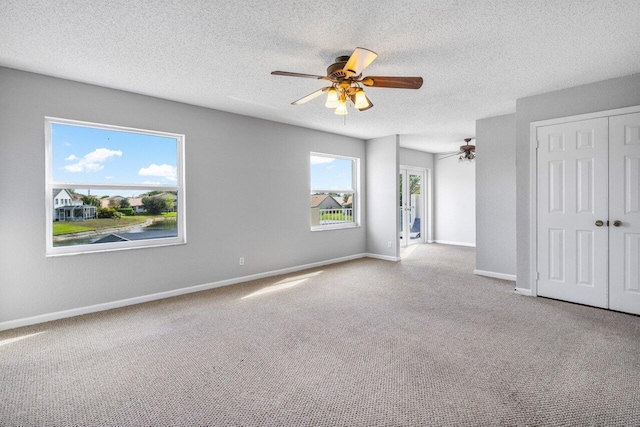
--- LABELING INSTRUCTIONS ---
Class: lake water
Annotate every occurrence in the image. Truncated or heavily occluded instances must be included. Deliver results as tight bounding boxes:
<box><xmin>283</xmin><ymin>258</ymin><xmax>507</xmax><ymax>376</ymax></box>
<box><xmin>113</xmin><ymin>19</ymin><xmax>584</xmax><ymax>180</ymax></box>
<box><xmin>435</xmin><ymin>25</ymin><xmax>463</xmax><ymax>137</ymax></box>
<box><xmin>54</xmin><ymin>220</ymin><xmax>178</xmax><ymax>247</ymax></box>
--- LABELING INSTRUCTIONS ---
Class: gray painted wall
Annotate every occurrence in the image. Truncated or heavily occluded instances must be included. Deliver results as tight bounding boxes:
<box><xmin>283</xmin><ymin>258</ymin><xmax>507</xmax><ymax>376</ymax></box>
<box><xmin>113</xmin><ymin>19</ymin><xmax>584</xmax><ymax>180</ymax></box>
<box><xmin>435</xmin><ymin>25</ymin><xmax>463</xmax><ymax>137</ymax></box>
<box><xmin>516</xmin><ymin>72</ymin><xmax>640</xmax><ymax>290</ymax></box>
<box><xmin>0</xmin><ymin>67</ymin><xmax>367</xmax><ymax>323</ymax></box>
<box><xmin>399</xmin><ymin>147</ymin><xmax>434</xmax><ymax>171</ymax></box>
<box><xmin>434</xmin><ymin>154</ymin><xmax>476</xmax><ymax>246</ymax></box>
<box><xmin>476</xmin><ymin>114</ymin><xmax>516</xmax><ymax>276</ymax></box>
<box><xmin>366</xmin><ymin>135</ymin><xmax>399</xmax><ymax>258</ymax></box>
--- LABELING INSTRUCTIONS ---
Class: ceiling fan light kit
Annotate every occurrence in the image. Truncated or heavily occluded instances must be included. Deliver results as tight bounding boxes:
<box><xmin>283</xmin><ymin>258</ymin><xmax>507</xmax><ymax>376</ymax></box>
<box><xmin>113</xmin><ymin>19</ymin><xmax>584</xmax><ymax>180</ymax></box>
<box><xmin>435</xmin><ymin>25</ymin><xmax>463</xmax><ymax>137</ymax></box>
<box><xmin>271</xmin><ymin>47</ymin><xmax>423</xmax><ymax>115</ymax></box>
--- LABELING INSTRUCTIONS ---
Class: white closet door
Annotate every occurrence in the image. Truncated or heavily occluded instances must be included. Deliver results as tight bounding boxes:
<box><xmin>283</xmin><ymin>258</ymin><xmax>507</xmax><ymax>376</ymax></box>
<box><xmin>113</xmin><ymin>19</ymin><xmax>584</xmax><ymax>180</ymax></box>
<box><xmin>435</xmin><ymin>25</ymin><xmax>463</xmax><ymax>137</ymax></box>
<box><xmin>609</xmin><ymin>112</ymin><xmax>640</xmax><ymax>315</ymax></box>
<box><xmin>537</xmin><ymin>118</ymin><xmax>609</xmax><ymax>307</ymax></box>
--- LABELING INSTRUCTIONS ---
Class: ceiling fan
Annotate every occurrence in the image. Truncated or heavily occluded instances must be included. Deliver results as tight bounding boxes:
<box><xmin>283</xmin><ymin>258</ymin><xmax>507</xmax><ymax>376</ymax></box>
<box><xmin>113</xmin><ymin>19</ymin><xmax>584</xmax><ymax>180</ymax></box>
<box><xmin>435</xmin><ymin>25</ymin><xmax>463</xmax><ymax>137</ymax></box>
<box><xmin>271</xmin><ymin>47</ymin><xmax>423</xmax><ymax>115</ymax></box>
<box><xmin>439</xmin><ymin>138</ymin><xmax>476</xmax><ymax>161</ymax></box>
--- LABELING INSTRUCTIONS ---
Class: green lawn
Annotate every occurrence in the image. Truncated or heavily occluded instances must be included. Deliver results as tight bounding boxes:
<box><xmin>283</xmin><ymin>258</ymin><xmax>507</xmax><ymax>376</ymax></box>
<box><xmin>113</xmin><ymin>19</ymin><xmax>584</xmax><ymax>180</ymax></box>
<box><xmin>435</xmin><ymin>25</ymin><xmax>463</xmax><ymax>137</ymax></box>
<box><xmin>320</xmin><ymin>213</ymin><xmax>353</xmax><ymax>221</ymax></box>
<box><xmin>53</xmin><ymin>216</ymin><xmax>149</xmax><ymax>236</ymax></box>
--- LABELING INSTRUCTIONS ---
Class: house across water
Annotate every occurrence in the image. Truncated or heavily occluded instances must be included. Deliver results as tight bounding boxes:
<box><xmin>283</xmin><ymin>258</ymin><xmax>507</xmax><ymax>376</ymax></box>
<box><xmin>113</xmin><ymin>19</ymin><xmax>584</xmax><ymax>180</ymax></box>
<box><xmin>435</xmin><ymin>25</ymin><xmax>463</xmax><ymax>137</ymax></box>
<box><xmin>53</xmin><ymin>189</ymin><xmax>97</xmax><ymax>221</ymax></box>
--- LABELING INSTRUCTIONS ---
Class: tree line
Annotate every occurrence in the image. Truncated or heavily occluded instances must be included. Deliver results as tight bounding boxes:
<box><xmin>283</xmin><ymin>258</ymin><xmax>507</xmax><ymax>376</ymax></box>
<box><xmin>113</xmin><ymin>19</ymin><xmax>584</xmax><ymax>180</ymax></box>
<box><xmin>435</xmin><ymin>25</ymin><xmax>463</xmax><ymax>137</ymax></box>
<box><xmin>77</xmin><ymin>193</ymin><xmax>174</xmax><ymax>216</ymax></box>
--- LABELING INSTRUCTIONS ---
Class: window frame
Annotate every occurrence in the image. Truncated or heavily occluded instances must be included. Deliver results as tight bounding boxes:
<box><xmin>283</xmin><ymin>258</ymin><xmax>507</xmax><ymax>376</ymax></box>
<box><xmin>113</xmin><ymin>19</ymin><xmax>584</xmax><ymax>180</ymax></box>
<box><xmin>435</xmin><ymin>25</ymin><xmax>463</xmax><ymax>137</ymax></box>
<box><xmin>45</xmin><ymin>117</ymin><xmax>186</xmax><ymax>256</ymax></box>
<box><xmin>309</xmin><ymin>152</ymin><xmax>360</xmax><ymax>231</ymax></box>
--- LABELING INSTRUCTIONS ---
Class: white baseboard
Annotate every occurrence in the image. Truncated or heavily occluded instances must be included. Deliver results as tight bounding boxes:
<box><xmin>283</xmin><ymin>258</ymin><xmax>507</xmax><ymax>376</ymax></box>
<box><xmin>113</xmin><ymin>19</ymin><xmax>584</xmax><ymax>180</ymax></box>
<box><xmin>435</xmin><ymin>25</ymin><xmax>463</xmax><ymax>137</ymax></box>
<box><xmin>365</xmin><ymin>253</ymin><xmax>401</xmax><ymax>262</ymax></box>
<box><xmin>514</xmin><ymin>287</ymin><xmax>533</xmax><ymax>296</ymax></box>
<box><xmin>474</xmin><ymin>269</ymin><xmax>517</xmax><ymax>282</ymax></box>
<box><xmin>0</xmin><ymin>253</ymin><xmax>368</xmax><ymax>332</ymax></box>
<box><xmin>434</xmin><ymin>240</ymin><xmax>476</xmax><ymax>248</ymax></box>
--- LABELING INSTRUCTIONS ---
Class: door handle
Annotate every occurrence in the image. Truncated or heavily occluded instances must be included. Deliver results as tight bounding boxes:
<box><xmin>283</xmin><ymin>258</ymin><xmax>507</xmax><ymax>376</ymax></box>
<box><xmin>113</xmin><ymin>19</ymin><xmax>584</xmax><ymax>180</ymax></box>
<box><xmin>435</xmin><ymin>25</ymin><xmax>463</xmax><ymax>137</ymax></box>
<box><xmin>613</xmin><ymin>220</ymin><xmax>622</xmax><ymax>227</ymax></box>
<box><xmin>595</xmin><ymin>220</ymin><xmax>604</xmax><ymax>227</ymax></box>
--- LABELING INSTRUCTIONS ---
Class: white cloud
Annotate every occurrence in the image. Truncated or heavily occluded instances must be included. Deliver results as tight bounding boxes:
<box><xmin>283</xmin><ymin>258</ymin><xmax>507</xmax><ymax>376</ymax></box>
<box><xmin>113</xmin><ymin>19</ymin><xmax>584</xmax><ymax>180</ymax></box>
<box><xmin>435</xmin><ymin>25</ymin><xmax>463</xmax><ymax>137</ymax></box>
<box><xmin>63</xmin><ymin>141</ymin><xmax>71</xmax><ymax>147</ymax></box>
<box><xmin>142</xmin><ymin>180</ymin><xmax>161</xmax><ymax>185</ymax></box>
<box><xmin>310</xmin><ymin>156</ymin><xmax>335</xmax><ymax>165</ymax></box>
<box><xmin>85</xmin><ymin>148</ymin><xmax>123</xmax><ymax>163</ymax></box>
<box><xmin>64</xmin><ymin>148</ymin><xmax>122</xmax><ymax>173</ymax></box>
<box><xmin>138</xmin><ymin>164</ymin><xmax>177</xmax><ymax>181</ymax></box>
<box><xmin>105</xmin><ymin>176</ymin><xmax>114</xmax><ymax>180</ymax></box>
<box><xmin>65</xmin><ymin>154</ymin><xmax>78</xmax><ymax>161</ymax></box>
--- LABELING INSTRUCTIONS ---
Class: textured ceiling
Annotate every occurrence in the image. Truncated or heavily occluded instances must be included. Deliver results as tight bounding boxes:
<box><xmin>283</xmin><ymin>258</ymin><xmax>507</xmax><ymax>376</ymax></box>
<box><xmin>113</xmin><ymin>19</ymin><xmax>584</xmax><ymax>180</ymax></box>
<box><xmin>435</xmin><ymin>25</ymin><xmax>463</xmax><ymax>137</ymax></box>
<box><xmin>1</xmin><ymin>1</ymin><xmax>640</xmax><ymax>153</ymax></box>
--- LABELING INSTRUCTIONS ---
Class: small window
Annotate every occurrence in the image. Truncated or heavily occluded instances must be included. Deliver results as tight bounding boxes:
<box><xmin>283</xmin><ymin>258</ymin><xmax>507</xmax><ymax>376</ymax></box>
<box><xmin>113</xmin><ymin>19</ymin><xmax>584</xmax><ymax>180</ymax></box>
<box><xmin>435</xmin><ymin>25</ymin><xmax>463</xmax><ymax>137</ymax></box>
<box><xmin>310</xmin><ymin>152</ymin><xmax>359</xmax><ymax>230</ymax></box>
<box><xmin>45</xmin><ymin>117</ymin><xmax>185</xmax><ymax>256</ymax></box>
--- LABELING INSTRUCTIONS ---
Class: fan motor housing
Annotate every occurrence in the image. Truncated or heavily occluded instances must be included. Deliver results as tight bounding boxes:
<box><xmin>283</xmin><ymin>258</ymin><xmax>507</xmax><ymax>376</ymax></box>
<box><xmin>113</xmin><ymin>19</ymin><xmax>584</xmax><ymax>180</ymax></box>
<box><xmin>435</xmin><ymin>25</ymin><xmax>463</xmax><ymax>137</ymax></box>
<box><xmin>327</xmin><ymin>56</ymin><xmax>350</xmax><ymax>79</ymax></box>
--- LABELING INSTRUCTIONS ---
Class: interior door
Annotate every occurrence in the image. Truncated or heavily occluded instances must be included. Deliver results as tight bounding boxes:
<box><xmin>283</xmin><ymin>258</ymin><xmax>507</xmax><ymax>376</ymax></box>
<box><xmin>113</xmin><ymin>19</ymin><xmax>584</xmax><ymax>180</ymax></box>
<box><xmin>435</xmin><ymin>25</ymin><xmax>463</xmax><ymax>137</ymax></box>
<box><xmin>537</xmin><ymin>118</ymin><xmax>609</xmax><ymax>308</ymax></box>
<box><xmin>609</xmin><ymin>112</ymin><xmax>640</xmax><ymax>315</ymax></box>
<box><xmin>399</xmin><ymin>169</ymin><xmax>425</xmax><ymax>247</ymax></box>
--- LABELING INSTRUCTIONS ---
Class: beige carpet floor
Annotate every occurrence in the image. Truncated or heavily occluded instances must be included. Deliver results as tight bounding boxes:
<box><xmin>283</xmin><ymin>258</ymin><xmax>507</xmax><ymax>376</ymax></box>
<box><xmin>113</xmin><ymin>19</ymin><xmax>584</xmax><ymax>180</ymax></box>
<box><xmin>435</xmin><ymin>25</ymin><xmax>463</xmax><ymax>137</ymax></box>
<box><xmin>1</xmin><ymin>244</ymin><xmax>639</xmax><ymax>426</ymax></box>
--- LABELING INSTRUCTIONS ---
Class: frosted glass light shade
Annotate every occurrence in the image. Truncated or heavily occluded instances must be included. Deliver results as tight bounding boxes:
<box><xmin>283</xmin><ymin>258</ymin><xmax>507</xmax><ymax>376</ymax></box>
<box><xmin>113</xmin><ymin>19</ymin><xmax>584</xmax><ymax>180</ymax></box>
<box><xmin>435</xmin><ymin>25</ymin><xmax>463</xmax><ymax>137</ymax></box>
<box><xmin>325</xmin><ymin>89</ymin><xmax>339</xmax><ymax>108</ymax></box>
<box><xmin>334</xmin><ymin>101</ymin><xmax>348</xmax><ymax>115</ymax></box>
<box><xmin>354</xmin><ymin>89</ymin><xmax>370</xmax><ymax>110</ymax></box>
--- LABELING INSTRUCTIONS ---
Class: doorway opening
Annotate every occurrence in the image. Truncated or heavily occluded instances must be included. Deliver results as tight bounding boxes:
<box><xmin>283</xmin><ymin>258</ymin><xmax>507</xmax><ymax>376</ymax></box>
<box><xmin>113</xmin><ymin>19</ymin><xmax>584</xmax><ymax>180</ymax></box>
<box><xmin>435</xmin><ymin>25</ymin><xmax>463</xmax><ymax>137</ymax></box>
<box><xmin>399</xmin><ymin>167</ymin><xmax>430</xmax><ymax>247</ymax></box>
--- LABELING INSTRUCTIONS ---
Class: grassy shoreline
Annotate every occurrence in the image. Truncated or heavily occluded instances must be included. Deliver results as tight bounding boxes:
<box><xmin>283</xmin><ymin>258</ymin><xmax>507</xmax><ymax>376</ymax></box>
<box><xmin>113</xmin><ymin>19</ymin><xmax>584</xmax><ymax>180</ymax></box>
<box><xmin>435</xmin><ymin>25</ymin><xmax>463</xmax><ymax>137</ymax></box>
<box><xmin>52</xmin><ymin>213</ymin><xmax>176</xmax><ymax>236</ymax></box>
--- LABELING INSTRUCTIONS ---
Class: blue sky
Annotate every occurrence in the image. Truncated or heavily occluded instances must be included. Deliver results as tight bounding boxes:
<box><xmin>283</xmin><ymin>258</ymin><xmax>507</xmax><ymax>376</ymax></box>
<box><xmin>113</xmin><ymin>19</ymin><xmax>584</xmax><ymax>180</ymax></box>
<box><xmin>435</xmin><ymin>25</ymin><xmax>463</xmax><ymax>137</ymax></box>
<box><xmin>310</xmin><ymin>156</ymin><xmax>353</xmax><ymax>191</ymax></box>
<box><xmin>51</xmin><ymin>123</ymin><xmax>178</xmax><ymax>195</ymax></box>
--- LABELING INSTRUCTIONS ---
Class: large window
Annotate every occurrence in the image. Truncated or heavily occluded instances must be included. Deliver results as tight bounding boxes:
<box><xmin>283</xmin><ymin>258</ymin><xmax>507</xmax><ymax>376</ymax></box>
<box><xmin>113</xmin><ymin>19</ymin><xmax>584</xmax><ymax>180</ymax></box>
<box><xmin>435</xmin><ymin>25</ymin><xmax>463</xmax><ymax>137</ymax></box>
<box><xmin>310</xmin><ymin>152</ymin><xmax>359</xmax><ymax>230</ymax></box>
<box><xmin>45</xmin><ymin>117</ymin><xmax>185</xmax><ymax>256</ymax></box>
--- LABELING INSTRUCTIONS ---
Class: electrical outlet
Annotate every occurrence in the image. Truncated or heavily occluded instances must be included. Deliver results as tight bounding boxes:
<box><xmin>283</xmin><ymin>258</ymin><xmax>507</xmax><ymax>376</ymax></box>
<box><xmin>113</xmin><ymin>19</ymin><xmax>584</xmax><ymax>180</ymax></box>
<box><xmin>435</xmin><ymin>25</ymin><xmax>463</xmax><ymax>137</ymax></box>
<box><xmin>239</xmin><ymin>257</ymin><xmax>245</xmax><ymax>266</ymax></box>
<box><xmin>387</xmin><ymin>241</ymin><xmax>392</xmax><ymax>248</ymax></box>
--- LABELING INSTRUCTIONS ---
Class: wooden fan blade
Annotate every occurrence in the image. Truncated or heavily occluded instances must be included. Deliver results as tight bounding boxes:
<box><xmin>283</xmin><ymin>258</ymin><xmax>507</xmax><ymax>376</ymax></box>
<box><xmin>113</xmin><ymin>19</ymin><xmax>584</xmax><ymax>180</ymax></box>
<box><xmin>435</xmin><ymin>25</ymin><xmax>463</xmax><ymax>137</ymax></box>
<box><xmin>361</xmin><ymin>76</ymin><xmax>423</xmax><ymax>89</ymax></box>
<box><xmin>343</xmin><ymin>47</ymin><xmax>377</xmax><ymax>77</ymax></box>
<box><xmin>271</xmin><ymin>71</ymin><xmax>332</xmax><ymax>81</ymax></box>
<box><xmin>291</xmin><ymin>87</ymin><xmax>330</xmax><ymax>105</ymax></box>
<box><xmin>438</xmin><ymin>152</ymin><xmax>462</xmax><ymax>160</ymax></box>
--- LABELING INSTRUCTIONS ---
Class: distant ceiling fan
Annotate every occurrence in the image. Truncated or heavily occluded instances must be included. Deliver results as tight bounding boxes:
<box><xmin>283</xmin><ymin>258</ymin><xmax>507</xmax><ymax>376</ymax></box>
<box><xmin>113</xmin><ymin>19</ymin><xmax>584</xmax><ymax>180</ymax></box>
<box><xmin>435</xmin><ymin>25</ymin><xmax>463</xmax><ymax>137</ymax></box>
<box><xmin>271</xmin><ymin>47</ymin><xmax>423</xmax><ymax>115</ymax></box>
<box><xmin>439</xmin><ymin>138</ymin><xmax>476</xmax><ymax>161</ymax></box>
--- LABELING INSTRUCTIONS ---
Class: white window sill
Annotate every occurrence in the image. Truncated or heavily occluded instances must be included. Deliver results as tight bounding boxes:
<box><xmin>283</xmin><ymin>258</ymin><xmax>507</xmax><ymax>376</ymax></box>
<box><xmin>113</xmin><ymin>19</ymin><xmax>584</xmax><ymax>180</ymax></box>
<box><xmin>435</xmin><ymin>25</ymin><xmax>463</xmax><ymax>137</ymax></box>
<box><xmin>310</xmin><ymin>224</ymin><xmax>360</xmax><ymax>232</ymax></box>
<box><xmin>46</xmin><ymin>239</ymin><xmax>186</xmax><ymax>257</ymax></box>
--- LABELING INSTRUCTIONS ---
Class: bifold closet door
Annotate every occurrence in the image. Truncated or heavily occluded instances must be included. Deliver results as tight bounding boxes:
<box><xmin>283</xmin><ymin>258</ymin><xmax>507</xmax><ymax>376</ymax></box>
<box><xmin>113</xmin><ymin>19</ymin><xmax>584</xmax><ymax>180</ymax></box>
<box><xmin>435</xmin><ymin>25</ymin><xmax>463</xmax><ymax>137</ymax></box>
<box><xmin>537</xmin><ymin>118</ymin><xmax>609</xmax><ymax>308</ymax></box>
<box><xmin>609</xmin><ymin>112</ymin><xmax>640</xmax><ymax>315</ymax></box>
